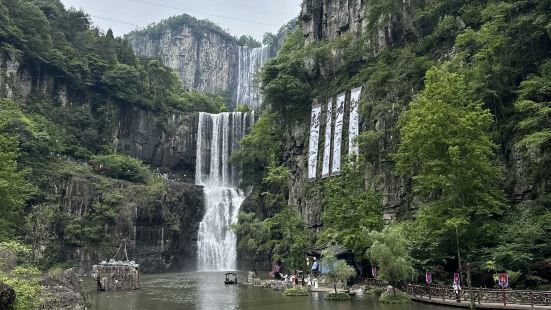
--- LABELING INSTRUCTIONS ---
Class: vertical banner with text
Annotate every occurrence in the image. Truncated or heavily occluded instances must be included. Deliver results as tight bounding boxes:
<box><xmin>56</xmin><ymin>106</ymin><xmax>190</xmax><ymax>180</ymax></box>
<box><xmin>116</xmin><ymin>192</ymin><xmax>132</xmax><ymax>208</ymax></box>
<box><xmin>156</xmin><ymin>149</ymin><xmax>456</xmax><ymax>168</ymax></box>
<box><xmin>321</xmin><ymin>98</ymin><xmax>333</xmax><ymax>178</ymax></box>
<box><xmin>308</xmin><ymin>101</ymin><xmax>322</xmax><ymax>181</ymax></box>
<box><xmin>331</xmin><ymin>93</ymin><xmax>345</xmax><ymax>176</ymax></box>
<box><xmin>348</xmin><ymin>87</ymin><xmax>362</xmax><ymax>156</ymax></box>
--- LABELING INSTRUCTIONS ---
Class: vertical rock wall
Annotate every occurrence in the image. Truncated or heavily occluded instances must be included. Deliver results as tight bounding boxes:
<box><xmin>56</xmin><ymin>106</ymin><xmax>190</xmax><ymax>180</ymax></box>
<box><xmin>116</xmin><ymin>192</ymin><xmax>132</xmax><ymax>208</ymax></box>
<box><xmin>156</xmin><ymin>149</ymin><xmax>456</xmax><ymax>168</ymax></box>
<box><xmin>128</xmin><ymin>25</ymin><xmax>239</xmax><ymax>96</ymax></box>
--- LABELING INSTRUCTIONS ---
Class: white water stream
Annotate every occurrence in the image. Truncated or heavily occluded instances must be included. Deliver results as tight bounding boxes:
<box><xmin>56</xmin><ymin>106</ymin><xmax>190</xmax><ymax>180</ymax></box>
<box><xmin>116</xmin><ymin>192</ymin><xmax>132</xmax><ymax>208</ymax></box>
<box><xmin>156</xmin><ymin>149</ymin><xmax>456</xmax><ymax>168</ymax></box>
<box><xmin>236</xmin><ymin>46</ymin><xmax>271</xmax><ymax>109</ymax></box>
<box><xmin>195</xmin><ymin>112</ymin><xmax>253</xmax><ymax>271</ymax></box>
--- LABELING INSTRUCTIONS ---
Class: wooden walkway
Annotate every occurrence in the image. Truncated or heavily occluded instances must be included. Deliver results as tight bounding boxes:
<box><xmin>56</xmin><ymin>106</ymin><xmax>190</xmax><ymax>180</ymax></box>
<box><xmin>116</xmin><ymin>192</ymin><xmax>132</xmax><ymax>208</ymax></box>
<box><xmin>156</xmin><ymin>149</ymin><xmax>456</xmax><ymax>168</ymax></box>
<box><xmin>407</xmin><ymin>284</ymin><xmax>551</xmax><ymax>310</ymax></box>
<box><xmin>412</xmin><ymin>295</ymin><xmax>551</xmax><ymax>309</ymax></box>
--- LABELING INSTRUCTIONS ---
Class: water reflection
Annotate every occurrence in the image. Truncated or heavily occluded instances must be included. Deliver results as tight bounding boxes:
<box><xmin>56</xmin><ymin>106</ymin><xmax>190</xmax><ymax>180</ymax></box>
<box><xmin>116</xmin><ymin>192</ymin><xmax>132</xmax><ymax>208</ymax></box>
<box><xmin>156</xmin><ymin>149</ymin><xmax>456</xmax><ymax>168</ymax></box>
<box><xmin>86</xmin><ymin>272</ymin><xmax>453</xmax><ymax>310</ymax></box>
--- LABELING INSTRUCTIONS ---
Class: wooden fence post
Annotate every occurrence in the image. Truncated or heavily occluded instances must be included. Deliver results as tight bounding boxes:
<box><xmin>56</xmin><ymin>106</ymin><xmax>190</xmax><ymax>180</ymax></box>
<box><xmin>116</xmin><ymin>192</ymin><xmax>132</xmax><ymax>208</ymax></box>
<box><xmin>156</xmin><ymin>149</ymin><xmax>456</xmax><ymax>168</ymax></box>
<box><xmin>530</xmin><ymin>290</ymin><xmax>533</xmax><ymax>308</ymax></box>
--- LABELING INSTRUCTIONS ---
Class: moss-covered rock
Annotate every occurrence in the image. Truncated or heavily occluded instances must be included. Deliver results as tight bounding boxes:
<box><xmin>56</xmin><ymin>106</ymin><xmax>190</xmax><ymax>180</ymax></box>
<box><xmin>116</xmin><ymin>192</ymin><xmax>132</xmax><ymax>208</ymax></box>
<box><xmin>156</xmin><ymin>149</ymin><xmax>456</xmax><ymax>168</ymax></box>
<box><xmin>325</xmin><ymin>292</ymin><xmax>351</xmax><ymax>301</ymax></box>
<box><xmin>379</xmin><ymin>291</ymin><xmax>411</xmax><ymax>304</ymax></box>
<box><xmin>283</xmin><ymin>287</ymin><xmax>309</xmax><ymax>296</ymax></box>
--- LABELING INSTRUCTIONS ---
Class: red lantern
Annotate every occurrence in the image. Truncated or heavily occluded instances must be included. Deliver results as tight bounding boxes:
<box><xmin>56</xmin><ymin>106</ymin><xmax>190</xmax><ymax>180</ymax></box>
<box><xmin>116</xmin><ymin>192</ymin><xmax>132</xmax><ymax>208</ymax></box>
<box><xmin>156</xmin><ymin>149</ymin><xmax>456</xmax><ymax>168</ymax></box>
<box><xmin>426</xmin><ymin>272</ymin><xmax>433</xmax><ymax>285</ymax></box>
<box><xmin>453</xmin><ymin>273</ymin><xmax>460</xmax><ymax>285</ymax></box>
<box><xmin>498</xmin><ymin>273</ymin><xmax>509</xmax><ymax>288</ymax></box>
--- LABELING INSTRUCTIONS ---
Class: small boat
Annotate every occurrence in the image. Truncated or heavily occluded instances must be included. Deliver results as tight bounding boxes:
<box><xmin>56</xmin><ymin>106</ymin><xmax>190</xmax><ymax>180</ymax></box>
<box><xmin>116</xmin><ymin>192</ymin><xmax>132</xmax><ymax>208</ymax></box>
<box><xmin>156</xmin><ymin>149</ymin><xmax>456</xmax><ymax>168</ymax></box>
<box><xmin>225</xmin><ymin>273</ymin><xmax>238</xmax><ymax>285</ymax></box>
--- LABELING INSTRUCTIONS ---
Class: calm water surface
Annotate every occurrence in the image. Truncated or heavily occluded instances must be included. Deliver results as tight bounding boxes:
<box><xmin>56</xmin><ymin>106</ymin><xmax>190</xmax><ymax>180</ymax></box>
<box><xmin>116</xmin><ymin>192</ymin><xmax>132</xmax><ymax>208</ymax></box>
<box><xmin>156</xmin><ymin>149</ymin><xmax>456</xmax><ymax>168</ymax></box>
<box><xmin>86</xmin><ymin>272</ymin><xmax>453</xmax><ymax>310</ymax></box>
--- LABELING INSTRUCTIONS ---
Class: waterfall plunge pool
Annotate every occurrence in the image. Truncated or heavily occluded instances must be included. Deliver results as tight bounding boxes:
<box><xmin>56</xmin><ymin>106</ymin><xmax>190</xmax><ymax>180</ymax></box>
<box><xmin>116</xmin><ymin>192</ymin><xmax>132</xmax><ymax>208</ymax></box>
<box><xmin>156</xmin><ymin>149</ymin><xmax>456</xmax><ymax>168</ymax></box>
<box><xmin>85</xmin><ymin>272</ymin><xmax>455</xmax><ymax>310</ymax></box>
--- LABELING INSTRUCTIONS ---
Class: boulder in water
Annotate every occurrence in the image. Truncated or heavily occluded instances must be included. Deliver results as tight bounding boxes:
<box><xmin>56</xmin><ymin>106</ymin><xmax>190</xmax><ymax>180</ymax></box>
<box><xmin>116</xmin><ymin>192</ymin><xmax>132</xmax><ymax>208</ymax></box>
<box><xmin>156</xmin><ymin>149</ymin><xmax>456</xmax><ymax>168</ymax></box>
<box><xmin>0</xmin><ymin>282</ymin><xmax>16</xmax><ymax>309</ymax></box>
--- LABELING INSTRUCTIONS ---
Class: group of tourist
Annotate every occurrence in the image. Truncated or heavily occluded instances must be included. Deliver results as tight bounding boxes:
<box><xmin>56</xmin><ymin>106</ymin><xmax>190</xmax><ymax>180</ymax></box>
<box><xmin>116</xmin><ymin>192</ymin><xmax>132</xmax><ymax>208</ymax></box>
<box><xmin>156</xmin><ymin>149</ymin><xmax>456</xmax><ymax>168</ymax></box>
<box><xmin>268</xmin><ymin>256</ymin><xmax>325</xmax><ymax>288</ymax></box>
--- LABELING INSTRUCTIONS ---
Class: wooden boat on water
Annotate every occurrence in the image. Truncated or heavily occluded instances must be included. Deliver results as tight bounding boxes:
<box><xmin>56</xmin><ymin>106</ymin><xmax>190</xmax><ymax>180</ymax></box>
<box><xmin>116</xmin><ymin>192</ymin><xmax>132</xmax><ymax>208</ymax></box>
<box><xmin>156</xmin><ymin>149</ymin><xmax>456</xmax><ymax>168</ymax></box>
<box><xmin>225</xmin><ymin>273</ymin><xmax>238</xmax><ymax>285</ymax></box>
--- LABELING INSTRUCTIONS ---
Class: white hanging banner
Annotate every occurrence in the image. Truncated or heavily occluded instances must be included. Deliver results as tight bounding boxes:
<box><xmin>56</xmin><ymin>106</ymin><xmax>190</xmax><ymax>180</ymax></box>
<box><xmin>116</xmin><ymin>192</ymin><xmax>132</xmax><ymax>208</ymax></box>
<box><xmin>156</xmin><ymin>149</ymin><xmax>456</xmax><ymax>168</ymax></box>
<box><xmin>349</xmin><ymin>87</ymin><xmax>362</xmax><ymax>156</ymax></box>
<box><xmin>308</xmin><ymin>101</ymin><xmax>322</xmax><ymax>181</ymax></box>
<box><xmin>331</xmin><ymin>93</ymin><xmax>345</xmax><ymax>176</ymax></box>
<box><xmin>321</xmin><ymin>98</ymin><xmax>333</xmax><ymax>178</ymax></box>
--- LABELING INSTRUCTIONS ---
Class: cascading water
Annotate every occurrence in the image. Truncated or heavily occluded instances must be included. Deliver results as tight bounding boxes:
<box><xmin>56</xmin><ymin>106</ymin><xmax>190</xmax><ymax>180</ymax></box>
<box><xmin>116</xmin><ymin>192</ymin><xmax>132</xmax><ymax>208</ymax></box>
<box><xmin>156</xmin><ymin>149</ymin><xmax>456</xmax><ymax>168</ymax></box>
<box><xmin>196</xmin><ymin>112</ymin><xmax>254</xmax><ymax>271</ymax></box>
<box><xmin>236</xmin><ymin>46</ymin><xmax>272</xmax><ymax>109</ymax></box>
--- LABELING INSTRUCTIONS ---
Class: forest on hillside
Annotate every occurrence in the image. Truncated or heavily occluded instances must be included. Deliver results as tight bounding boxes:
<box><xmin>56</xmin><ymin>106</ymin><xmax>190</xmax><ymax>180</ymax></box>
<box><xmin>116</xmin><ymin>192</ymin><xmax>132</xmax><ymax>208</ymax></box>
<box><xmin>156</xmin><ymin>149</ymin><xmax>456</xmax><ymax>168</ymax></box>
<box><xmin>1</xmin><ymin>0</ymin><xmax>551</xmax><ymax>308</ymax></box>
<box><xmin>232</xmin><ymin>0</ymin><xmax>551</xmax><ymax>290</ymax></box>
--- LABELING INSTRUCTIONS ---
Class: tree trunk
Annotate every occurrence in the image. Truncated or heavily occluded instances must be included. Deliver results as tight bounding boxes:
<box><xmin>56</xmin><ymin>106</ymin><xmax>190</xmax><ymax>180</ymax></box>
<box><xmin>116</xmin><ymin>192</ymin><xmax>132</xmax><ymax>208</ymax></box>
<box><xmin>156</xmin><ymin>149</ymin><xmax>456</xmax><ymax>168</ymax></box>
<box><xmin>393</xmin><ymin>286</ymin><xmax>396</xmax><ymax>295</ymax></box>
<box><xmin>334</xmin><ymin>283</ymin><xmax>337</xmax><ymax>293</ymax></box>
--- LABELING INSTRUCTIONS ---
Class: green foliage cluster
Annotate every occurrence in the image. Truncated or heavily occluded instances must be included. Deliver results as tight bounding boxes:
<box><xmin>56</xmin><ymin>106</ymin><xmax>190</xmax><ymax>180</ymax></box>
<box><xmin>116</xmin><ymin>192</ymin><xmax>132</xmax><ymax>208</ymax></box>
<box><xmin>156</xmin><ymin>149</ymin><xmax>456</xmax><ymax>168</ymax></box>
<box><xmin>0</xmin><ymin>266</ymin><xmax>43</xmax><ymax>310</ymax></box>
<box><xmin>282</xmin><ymin>287</ymin><xmax>309</xmax><ymax>296</ymax></box>
<box><xmin>0</xmin><ymin>100</ymin><xmax>35</xmax><ymax>241</ymax></box>
<box><xmin>379</xmin><ymin>291</ymin><xmax>411</xmax><ymax>304</ymax></box>
<box><xmin>232</xmin><ymin>206</ymin><xmax>307</xmax><ymax>270</ymax></box>
<box><xmin>237</xmin><ymin>35</ymin><xmax>261</xmax><ymax>48</ymax></box>
<box><xmin>369</xmin><ymin>225</ymin><xmax>413</xmax><ymax>291</ymax></box>
<box><xmin>129</xmin><ymin>13</ymin><xmax>235</xmax><ymax>44</ymax></box>
<box><xmin>317</xmin><ymin>159</ymin><xmax>383</xmax><ymax>259</ymax></box>
<box><xmin>365</xmin><ymin>287</ymin><xmax>385</xmax><ymax>296</ymax></box>
<box><xmin>324</xmin><ymin>292</ymin><xmax>351</xmax><ymax>301</ymax></box>
<box><xmin>90</xmin><ymin>154</ymin><xmax>151</xmax><ymax>183</ymax></box>
<box><xmin>321</xmin><ymin>250</ymin><xmax>357</xmax><ymax>293</ymax></box>
<box><xmin>395</xmin><ymin>66</ymin><xmax>506</xmax><ymax>268</ymax></box>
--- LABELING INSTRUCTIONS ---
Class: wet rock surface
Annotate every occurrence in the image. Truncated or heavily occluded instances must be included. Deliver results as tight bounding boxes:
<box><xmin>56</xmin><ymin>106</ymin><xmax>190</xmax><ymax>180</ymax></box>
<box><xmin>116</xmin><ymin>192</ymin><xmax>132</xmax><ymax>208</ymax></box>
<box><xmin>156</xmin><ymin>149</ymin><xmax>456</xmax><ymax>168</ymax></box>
<box><xmin>0</xmin><ymin>282</ymin><xmax>16</xmax><ymax>309</ymax></box>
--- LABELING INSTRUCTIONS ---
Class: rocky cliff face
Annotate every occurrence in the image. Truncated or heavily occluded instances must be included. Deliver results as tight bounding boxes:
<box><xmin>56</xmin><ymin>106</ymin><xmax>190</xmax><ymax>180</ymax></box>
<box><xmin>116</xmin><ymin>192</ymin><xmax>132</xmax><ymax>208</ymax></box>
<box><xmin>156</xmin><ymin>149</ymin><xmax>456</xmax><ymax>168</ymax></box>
<box><xmin>126</xmin><ymin>15</ymin><xmax>283</xmax><ymax>109</ymax></box>
<box><xmin>113</xmin><ymin>105</ymin><xmax>198</xmax><ymax>182</ymax></box>
<box><xmin>44</xmin><ymin>167</ymin><xmax>204</xmax><ymax>273</ymax></box>
<box><xmin>128</xmin><ymin>25</ymin><xmax>239</xmax><ymax>97</ymax></box>
<box><xmin>300</xmin><ymin>0</ymin><xmax>414</xmax><ymax>49</ymax></box>
<box><xmin>1</xmin><ymin>54</ymin><xmax>205</xmax><ymax>272</ymax></box>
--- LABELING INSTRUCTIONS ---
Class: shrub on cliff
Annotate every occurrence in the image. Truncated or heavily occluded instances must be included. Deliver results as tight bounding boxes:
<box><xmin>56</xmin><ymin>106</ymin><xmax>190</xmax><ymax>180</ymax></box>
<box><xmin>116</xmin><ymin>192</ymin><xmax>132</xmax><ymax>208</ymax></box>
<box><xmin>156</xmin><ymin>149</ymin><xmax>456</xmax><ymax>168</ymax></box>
<box><xmin>0</xmin><ymin>266</ymin><xmax>43</xmax><ymax>310</ymax></box>
<box><xmin>90</xmin><ymin>154</ymin><xmax>151</xmax><ymax>182</ymax></box>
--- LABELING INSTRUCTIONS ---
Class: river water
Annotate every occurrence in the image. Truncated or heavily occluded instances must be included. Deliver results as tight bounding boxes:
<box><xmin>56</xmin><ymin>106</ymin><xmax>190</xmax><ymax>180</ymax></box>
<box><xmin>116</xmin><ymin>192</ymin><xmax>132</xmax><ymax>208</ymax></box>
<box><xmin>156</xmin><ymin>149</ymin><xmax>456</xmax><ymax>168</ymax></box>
<box><xmin>86</xmin><ymin>272</ymin><xmax>453</xmax><ymax>310</ymax></box>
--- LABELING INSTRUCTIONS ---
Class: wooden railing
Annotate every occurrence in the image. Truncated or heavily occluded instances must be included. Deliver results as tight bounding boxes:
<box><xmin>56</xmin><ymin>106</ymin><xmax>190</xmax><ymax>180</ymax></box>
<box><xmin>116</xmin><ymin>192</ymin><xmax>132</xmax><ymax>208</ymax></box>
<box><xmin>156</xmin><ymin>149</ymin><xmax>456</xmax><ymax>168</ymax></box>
<box><xmin>407</xmin><ymin>284</ymin><xmax>551</xmax><ymax>307</ymax></box>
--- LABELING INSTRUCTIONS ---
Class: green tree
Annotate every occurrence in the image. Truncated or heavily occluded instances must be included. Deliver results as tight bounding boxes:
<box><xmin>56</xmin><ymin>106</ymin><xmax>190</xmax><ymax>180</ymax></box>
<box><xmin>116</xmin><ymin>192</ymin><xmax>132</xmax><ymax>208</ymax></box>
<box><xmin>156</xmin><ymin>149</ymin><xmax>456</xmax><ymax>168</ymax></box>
<box><xmin>0</xmin><ymin>100</ymin><xmax>34</xmax><ymax>241</ymax></box>
<box><xmin>219</xmin><ymin>103</ymin><xmax>229</xmax><ymax>113</ymax></box>
<box><xmin>514</xmin><ymin>59</ymin><xmax>551</xmax><ymax>198</ymax></box>
<box><xmin>318</xmin><ymin>159</ymin><xmax>383</xmax><ymax>258</ymax></box>
<box><xmin>24</xmin><ymin>204</ymin><xmax>57</xmax><ymax>262</ymax></box>
<box><xmin>321</xmin><ymin>250</ymin><xmax>357</xmax><ymax>293</ymax></box>
<box><xmin>369</xmin><ymin>225</ymin><xmax>413</xmax><ymax>294</ymax></box>
<box><xmin>236</xmin><ymin>104</ymin><xmax>250</xmax><ymax>113</ymax></box>
<box><xmin>395</xmin><ymin>66</ymin><xmax>505</xmax><ymax>265</ymax></box>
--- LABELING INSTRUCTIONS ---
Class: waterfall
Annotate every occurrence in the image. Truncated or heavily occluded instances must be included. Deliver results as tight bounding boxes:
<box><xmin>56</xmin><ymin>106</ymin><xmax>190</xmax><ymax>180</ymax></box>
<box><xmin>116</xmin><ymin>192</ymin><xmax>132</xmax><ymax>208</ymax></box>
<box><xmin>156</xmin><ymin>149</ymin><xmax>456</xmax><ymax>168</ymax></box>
<box><xmin>196</xmin><ymin>112</ymin><xmax>254</xmax><ymax>271</ymax></box>
<box><xmin>236</xmin><ymin>46</ymin><xmax>272</xmax><ymax>110</ymax></box>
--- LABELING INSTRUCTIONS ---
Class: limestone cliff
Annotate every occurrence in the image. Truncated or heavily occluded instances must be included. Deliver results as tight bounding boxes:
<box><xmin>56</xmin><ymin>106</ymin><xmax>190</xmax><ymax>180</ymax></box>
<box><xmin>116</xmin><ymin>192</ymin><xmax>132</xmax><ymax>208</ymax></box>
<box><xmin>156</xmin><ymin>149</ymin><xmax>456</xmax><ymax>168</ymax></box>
<box><xmin>1</xmin><ymin>54</ymin><xmax>204</xmax><ymax>272</ymax></box>
<box><xmin>126</xmin><ymin>14</ymin><xmax>286</xmax><ymax>109</ymax></box>
<box><xmin>127</xmin><ymin>22</ymin><xmax>239</xmax><ymax>98</ymax></box>
<box><xmin>300</xmin><ymin>0</ymin><xmax>414</xmax><ymax>48</ymax></box>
